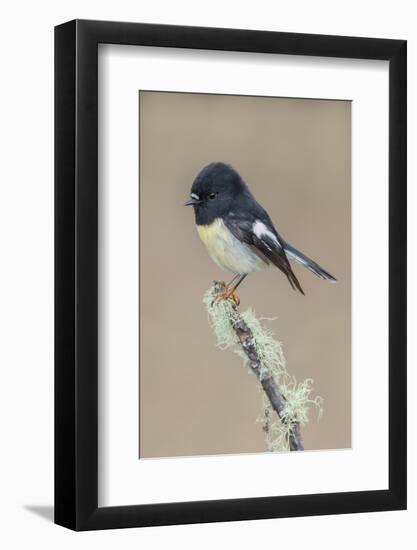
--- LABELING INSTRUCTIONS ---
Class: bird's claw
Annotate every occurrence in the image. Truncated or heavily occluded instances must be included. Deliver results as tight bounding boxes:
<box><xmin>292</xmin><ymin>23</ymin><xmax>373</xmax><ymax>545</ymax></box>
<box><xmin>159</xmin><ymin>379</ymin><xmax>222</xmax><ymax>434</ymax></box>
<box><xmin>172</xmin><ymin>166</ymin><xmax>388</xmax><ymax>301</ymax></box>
<box><xmin>212</xmin><ymin>281</ymin><xmax>240</xmax><ymax>306</ymax></box>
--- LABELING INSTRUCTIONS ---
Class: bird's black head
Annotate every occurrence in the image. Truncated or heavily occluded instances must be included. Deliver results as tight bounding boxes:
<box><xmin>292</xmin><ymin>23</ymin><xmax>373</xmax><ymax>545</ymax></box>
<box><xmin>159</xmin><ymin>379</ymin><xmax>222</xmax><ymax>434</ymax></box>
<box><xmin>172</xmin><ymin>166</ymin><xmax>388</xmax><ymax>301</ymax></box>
<box><xmin>185</xmin><ymin>162</ymin><xmax>248</xmax><ymax>225</ymax></box>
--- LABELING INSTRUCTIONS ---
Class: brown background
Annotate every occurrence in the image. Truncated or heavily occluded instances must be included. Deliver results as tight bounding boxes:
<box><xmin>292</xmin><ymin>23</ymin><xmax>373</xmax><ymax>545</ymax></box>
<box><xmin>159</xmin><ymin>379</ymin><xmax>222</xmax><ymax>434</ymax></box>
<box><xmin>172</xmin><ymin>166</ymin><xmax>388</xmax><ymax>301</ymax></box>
<box><xmin>139</xmin><ymin>91</ymin><xmax>351</xmax><ymax>458</ymax></box>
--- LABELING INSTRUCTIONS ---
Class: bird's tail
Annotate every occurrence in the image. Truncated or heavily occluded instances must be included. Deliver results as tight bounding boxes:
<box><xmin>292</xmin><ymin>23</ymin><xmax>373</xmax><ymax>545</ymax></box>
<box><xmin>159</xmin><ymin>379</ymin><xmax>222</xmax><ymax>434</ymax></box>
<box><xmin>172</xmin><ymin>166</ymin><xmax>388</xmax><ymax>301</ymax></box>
<box><xmin>284</xmin><ymin>242</ymin><xmax>337</xmax><ymax>282</ymax></box>
<box><xmin>286</xmin><ymin>269</ymin><xmax>305</xmax><ymax>295</ymax></box>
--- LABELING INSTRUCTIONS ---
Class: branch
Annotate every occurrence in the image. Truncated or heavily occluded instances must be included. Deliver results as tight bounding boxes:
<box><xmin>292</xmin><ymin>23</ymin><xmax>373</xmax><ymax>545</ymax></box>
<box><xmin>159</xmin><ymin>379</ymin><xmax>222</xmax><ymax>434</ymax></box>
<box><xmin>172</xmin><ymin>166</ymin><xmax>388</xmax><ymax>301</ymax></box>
<box><xmin>211</xmin><ymin>282</ymin><xmax>304</xmax><ymax>452</ymax></box>
<box><xmin>229</xmin><ymin>302</ymin><xmax>304</xmax><ymax>451</ymax></box>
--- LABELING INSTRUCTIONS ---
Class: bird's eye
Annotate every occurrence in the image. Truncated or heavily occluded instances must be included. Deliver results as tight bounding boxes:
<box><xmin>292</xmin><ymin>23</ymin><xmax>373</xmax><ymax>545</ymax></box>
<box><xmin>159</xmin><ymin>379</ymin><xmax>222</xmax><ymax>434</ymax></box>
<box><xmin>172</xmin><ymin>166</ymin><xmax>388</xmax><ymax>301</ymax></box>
<box><xmin>209</xmin><ymin>193</ymin><xmax>216</xmax><ymax>200</ymax></box>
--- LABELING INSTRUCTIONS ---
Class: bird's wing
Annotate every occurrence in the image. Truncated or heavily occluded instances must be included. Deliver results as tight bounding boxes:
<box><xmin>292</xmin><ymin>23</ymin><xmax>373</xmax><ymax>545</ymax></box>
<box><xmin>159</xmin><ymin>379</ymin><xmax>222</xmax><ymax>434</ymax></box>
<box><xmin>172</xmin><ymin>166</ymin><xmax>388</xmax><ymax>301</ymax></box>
<box><xmin>224</xmin><ymin>210</ymin><xmax>305</xmax><ymax>294</ymax></box>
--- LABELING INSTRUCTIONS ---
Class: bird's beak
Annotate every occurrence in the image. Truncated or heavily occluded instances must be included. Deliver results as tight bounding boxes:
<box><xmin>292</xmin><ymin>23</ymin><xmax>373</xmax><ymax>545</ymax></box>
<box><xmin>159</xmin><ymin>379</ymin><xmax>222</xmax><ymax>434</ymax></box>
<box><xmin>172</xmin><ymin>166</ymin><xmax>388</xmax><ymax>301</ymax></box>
<box><xmin>184</xmin><ymin>198</ymin><xmax>200</xmax><ymax>206</ymax></box>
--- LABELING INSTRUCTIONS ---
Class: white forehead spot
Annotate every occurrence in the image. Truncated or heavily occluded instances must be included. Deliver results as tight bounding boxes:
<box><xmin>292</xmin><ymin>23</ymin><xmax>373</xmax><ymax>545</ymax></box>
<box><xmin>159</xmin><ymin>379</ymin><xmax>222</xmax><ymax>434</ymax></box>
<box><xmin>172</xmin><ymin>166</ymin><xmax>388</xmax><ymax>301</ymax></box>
<box><xmin>191</xmin><ymin>193</ymin><xmax>200</xmax><ymax>200</ymax></box>
<box><xmin>253</xmin><ymin>221</ymin><xmax>281</xmax><ymax>247</ymax></box>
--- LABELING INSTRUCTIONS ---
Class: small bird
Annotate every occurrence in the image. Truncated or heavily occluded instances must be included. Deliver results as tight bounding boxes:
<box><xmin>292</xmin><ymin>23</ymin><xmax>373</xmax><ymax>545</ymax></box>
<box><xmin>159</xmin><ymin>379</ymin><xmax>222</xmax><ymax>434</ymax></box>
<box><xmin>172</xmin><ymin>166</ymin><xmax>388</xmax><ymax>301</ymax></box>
<box><xmin>185</xmin><ymin>162</ymin><xmax>336</xmax><ymax>304</ymax></box>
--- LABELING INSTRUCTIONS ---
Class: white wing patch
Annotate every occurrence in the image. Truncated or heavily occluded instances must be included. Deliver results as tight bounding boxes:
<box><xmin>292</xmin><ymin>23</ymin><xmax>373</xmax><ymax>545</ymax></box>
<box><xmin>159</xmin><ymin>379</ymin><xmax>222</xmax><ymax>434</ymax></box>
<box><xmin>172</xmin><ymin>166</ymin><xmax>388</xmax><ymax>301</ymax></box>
<box><xmin>252</xmin><ymin>221</ymin><xmax>281</xmax><ymax>248</ymax></box>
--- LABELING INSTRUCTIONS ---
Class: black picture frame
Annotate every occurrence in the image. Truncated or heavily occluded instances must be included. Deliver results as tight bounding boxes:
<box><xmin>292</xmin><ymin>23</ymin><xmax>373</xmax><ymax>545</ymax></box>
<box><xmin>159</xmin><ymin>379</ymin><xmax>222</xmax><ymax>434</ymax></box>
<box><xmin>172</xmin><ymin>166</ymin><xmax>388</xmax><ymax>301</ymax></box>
<box><xmin>55</xmin><ymin>19</ymin><xmax>407</xmax><ymax>531</ymax></box>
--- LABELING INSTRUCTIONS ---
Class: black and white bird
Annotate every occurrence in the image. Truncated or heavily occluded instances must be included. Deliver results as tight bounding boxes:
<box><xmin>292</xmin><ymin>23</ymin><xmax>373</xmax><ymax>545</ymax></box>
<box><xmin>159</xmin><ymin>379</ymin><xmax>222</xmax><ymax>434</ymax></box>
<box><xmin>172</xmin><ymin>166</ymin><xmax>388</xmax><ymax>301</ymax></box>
<box><xmin>185</xmin><ymin>162</ymin><xmax>336</xmax><ymax>303</ymax></box>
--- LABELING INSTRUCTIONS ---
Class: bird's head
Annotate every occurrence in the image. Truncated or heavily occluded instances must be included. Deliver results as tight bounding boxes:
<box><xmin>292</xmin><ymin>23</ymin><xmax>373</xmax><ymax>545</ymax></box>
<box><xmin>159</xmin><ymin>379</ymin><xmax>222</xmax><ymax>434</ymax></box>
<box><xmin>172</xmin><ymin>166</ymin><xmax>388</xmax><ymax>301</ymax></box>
<box><xmin>185</xmin><ymin>162</ymin><xmax>247</xmax><ymax>224</ymax></box>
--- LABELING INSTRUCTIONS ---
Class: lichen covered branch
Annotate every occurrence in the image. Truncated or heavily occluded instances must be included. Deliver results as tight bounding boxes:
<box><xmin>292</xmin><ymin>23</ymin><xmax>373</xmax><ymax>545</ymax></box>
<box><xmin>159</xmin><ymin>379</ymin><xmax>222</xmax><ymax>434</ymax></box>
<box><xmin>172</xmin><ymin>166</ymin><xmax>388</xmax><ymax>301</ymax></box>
<box><xmin>204</xmin><ymin>282</ymin><xmax>323</xmax><ymax>452</ymax></box>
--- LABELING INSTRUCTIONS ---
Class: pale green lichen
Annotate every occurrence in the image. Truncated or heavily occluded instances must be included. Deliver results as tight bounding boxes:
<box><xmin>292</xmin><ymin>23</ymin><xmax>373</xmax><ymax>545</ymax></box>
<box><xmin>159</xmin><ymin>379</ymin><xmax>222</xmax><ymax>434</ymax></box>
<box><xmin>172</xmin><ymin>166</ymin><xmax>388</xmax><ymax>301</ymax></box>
<box><xmin>259</xmin><ymin>377</ymin><xmax>324</xmax><ymax>452</ymax></box>
<box><xmin>204</xmin><ymin>284</ymin><xmax>323</xmax><ymax>452</ymax></box>
<box><xmin>203</xmin><ymin>287</ymin><xmax>237</xmax><ymax>350</ymax></box>
<box><xmin>241</xmin><ymin>308</ymin><xmax>287</xmax><ymax>381</ymax></box>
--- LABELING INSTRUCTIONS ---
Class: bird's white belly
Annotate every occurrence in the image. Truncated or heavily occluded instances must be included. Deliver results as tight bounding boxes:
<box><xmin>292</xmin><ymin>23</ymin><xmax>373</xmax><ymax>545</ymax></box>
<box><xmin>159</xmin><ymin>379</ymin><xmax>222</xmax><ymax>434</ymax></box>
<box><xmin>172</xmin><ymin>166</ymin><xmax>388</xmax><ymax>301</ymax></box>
<box><xmin>197</xmin><ymin>218</ymin><xmax>268</xmax><ymax>275</ymax></box>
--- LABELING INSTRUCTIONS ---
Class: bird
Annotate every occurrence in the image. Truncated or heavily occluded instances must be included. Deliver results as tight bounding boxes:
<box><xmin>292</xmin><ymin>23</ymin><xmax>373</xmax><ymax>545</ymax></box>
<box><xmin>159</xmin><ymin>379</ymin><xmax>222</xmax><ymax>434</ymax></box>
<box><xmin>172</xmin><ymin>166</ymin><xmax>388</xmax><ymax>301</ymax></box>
<box><xmin>184</xmin><ymin>162</ymin><xmax>336</xmax><ymax>304</ymax></box>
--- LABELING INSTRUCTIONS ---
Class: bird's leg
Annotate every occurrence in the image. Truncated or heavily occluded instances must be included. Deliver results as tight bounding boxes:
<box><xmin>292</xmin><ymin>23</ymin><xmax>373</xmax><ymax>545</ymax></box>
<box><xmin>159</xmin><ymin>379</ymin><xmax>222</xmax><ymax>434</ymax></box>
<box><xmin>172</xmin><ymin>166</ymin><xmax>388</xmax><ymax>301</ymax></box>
<box><xmin>213</xmin><ymin>274</ymin><xmax>239</xmax><ymax>293</ymax></box>
<box><xmin>213</xmin><ymin>274</ymin><xmax>239</xmax><ymax>288</ymax></box>
<box><xmin>214</xmin><ymin>274</ymin><xmax>247</xmax><ymax>306</ymax></box>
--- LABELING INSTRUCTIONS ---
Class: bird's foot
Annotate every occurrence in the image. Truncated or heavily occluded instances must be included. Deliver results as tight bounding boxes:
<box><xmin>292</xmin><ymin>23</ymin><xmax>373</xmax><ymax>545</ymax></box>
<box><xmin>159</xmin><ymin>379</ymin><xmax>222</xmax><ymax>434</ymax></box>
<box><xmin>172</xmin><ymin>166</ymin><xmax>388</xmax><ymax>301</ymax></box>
<box><xmin>213</xmin><ymin>281</ymin><xmax>240</xmax><ymax>306</ymax></box>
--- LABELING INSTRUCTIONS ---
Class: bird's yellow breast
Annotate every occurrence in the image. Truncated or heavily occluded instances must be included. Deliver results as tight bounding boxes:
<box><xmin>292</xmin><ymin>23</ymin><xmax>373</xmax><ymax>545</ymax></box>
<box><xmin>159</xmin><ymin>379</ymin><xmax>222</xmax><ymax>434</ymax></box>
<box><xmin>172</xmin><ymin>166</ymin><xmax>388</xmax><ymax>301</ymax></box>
<box><xmin>196</xmin><ymin>218</ymin><xmax>267</xmax><ymax>274</ymax></box>
<box><xmin>197</xmin><ymin>218</ymin><xmax>232</xmax><ymax>266</ymax></box>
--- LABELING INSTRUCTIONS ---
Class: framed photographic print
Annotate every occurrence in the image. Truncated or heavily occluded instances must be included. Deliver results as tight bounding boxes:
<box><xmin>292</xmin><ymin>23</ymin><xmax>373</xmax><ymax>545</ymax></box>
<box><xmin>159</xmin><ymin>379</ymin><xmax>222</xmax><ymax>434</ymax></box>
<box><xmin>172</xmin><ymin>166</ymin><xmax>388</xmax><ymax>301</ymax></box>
<box><xmin>55</xmin><ymin>19</ymin><xmax>406</xmax><ymax>530</ymax></box>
